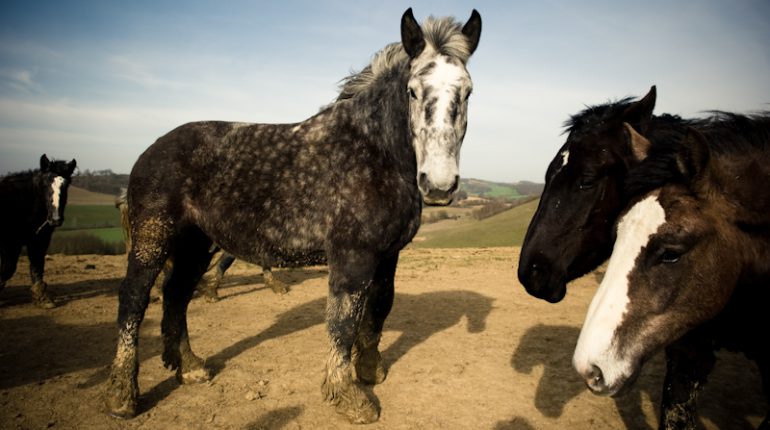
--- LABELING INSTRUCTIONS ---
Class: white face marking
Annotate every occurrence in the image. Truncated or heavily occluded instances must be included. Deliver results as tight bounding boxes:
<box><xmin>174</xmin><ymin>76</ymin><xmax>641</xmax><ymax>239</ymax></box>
<box><xmin>561</xmin><ymin>150</ymin><xmax>570</xmax><ymax>168</ymax></box>
<box><xmin>409</xmin><ymin>51</ymin><xmax>472</xmax><ymax>196</ymax></box>
<box><xmin>573</xmin><ymin>194</ymin><xmax>666</xmax><ymax>392</ymax></box>
<box><xmin>51</xmin><ymin>176</ymin><xmax>65</xmax><ymax>221</ymax></box>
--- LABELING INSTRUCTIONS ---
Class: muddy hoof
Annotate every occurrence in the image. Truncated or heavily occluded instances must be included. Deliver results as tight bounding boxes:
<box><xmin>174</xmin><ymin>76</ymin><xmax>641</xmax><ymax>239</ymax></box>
<box><xmin>177</xmin><ymin>366</ymin><xmax>211</xmax><ymax>384</ymax></box>
<box><xmin>35</xmin><ymin>296</ymin><xmax>56</xmax><ymax>309</ymax></box>
<box><xmin>334</xmin><ymin>395</ymin><xmax>379</xmax><ymax>424</ymax></box>
<box><xmin>267</xmin><ymin>280</ymin><xmax>289</xmax><ymax>295</ymax></box>
<box><xmin>323</xmin><ymin>379</ymin><xmax>380</xmax><ymax>424</ymax></box>
<box><xmin>103</xmin><ymin>383</ymin><xmax>137</xmax><ymax>419</ymax></box>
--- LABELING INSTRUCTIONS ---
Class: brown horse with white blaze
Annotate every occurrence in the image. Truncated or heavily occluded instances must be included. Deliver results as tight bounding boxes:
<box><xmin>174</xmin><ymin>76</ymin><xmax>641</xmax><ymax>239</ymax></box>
<box><xmin>574</xmin><ymin>113</ymin><xmax>770</xmax><ymax>429</ymax></box>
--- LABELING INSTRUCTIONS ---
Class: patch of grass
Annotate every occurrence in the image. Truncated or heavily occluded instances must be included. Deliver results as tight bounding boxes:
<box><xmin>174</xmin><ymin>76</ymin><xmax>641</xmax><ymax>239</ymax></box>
<box><xmin>483</xmin><ymin>182</ymin><xmax>524</xmax><ymax>200</ymax></box>
<box><xmin>61</xmin><ymin>205</ymin><xmax>121</xmax><ymax>230</ymax></box>
<box><xmin>55</xmin><ymin>227</ymin><xmax>125</xmax><ymax>243</ymax></box>
<box><xmin>412</xmin><ymin>199</ymin><xmax>538</xmax><ymax>248</ymax></box>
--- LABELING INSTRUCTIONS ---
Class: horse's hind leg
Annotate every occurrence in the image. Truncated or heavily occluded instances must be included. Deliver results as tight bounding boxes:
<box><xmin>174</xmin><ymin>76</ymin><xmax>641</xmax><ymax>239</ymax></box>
<box><xmin>161</xmin><ymin>227</ymin><xmax>213</xmax><ymax>384</ymax></box>
<box><xmin>199</xmin><ymin>252</ymin><xmax>234</xmax><ymax>302</ymax></box>
<box><xmin>322</xmin><ymin>250</ymin><xmax>380</xmax><ymax>424</ymax></box>
<box><xmin>0</xmin><ymin>245</ymin><xmax>22</xmax><ymax>293</ymax></box>
<box><xmin>104</xmin><ymin>236</ymin><xmax>169</xmax><ymax>418</ymax></box>
<box><xmin>263</xmin><ymin>265</ymin><xmax>288</xmax><ymax>294</ymax></box>
<box><xmin>354</xmin><ymin>253</ymin><xmax>397</xmax><ymax>385</ymax></box>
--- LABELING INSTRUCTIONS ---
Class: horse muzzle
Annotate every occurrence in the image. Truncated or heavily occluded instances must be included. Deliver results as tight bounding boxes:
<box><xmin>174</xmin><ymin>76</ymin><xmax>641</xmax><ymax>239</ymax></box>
<box><xmin>518</xmin><ymin>255</ymin><xmax>568</xmax><ymax>303</ymax></box>
<box><xmin>418</xmin><ymin>172</ymin><xmax>459</xmax><ymax>206</ymax></box>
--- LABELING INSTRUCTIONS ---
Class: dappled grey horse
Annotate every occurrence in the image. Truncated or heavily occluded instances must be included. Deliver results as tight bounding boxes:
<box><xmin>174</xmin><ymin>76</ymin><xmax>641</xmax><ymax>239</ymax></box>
<box><xmin>104</xmin><ymin>9</ymin><xmax>481</xmax><ymax>424</ymax></box>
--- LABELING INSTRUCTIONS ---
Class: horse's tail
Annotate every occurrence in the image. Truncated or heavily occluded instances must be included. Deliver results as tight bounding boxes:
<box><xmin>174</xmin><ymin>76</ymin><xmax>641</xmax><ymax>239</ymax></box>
<box><xmin>115</xmin><ymin>188</ymin><xmax>131</xmax><ymax>253</ymax></box>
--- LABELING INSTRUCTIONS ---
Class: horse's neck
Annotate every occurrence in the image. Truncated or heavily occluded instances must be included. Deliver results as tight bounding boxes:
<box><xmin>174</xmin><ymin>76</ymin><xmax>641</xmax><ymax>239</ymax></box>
<box><xmin>0</xmin><ymin>173</ymin><xmax>42</xmax><ymax>222</ymax></box>
<box><xmin>334</xmin><ymin>68</ymin><xmax>415</xmax><ymax>169</ymax></box>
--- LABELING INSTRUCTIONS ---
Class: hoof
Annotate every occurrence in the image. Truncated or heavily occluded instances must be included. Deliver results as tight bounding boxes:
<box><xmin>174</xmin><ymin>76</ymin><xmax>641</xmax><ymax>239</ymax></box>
<box><xmin>323</xmin><ymin>379</ymin><xmax>379</xmax><ymax>424</ymax></box>
<box><xmin>177</xmin><ymin>366</ymin><xmax>211</xmax><ymax>384</ymax></box>
<box><xmin>203</xmin><ymin>293</ymin><xmax>220</xmax><ymax>303</ymax></box>
<box><xmin>31</xmin><ymin>282</ymin><xmax>56</xmax><ymax>309</ymax></box>
<box><xmin>105</xmin><ymin>403</ymin><xmax>137</xmax><ymax>420</ymax></box>
<box><xmin>338</xmin><ymin>401</ymin><xmax>379</xmax><ymax>424</ymax></box>
<box><xmin>35</xmin><ymin>296</ymin><xmax>56</xmax><ymax>309</ymax></box>
<box><xmin>103</xmin><ymin>380</ymin><xmax>137</xmax><ymax>419</ymax></box>
<box><xmin>268</xmin><ymin>280</ymin><xmax>289</xmax><ymax>295</ymax></box>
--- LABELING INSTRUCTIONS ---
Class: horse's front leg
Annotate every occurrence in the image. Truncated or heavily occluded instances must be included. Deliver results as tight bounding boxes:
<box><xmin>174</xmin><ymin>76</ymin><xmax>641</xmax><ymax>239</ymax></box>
<box><xmin>27</xmin><ymin>232</ymin><xmax>55</xmax><ymax>308</ymax></box>
<box><xmin>322</xmin><ymin>250</ymin><xmax>380</xmax><ymax>424</ymax></box>
<box><xmin>354</xmin><ymin>253</ymin><xmax>397</xmax><ymax>385</ymax></box>
<box><xmin>104</xmin><ymin>254</ymin><xmax>165</xmax><ymax>418</ymax></box>
<box><xmin>658</xmin><ymin>332</ymin><xmax>715</xmax><ymax>430</ymax></box>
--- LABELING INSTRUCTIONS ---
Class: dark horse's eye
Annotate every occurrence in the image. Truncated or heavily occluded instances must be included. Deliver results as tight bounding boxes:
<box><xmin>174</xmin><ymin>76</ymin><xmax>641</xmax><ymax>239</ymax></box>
<box><xmin>408</xmin><ymin>87</ymin><xmax>417</xmax><ymax>100</ymax></box>
<box><xmin>578</xmin><ymin>176</ymin><xmax>597</xmax><ymax>190</ymax></box>
<box><xmin>660</xmin><ymin>249</ymin><xmax>681</xmax><ymax>264</ymax></box>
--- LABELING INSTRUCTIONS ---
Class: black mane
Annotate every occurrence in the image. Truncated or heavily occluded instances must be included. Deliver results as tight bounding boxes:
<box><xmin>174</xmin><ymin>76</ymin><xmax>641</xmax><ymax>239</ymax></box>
<box><xmin>625</xmin><ymin>112</ymin><xmax>770</xmax><ymax>197</ymax></box>
<box><xmin>562</xmin><ymin>97</ymin><xmax>637</xmax><ymax>135</ymax></box>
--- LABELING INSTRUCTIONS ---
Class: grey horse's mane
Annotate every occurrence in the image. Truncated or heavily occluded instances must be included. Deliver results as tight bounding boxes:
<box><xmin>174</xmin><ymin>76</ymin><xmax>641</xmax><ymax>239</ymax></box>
<box><xmin>336</xmin><ymin>16</ymin><xmax>471</xmax><ymax>101</ymax></box>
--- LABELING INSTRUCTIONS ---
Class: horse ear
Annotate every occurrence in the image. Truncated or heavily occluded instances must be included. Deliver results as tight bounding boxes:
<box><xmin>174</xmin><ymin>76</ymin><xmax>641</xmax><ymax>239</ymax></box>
<box><xmin>40</xmin><ymin>154</ymin><xmax>50</xmax><ymax>172</ymax></box>
<box><xmin>622</xmin><ymin>85</ymin><xmax>656</xmax><ymax>133</ymax></box>
<box><xmin>676</xmin><ymin>127</ymin><xmax>711</xmax><ymax>184</ymax></box>
<box><xmin>622</xmin><ymin>122</ymin><xmax>651</xmax><ymax>161</ymax></box>
<box><xmin>462</xmin><ymin>10</ymin><xmax>482</xmax><ymax>55</ymax></box>
<box><xmin>67</xmin><ymin>159</ymin><xmax>77</xmax><ymax>176</ymax></box>
<box><xmin>401</xmin><ymin>8</ymin><xmax>425</xmax><ymax>58</ymax></box>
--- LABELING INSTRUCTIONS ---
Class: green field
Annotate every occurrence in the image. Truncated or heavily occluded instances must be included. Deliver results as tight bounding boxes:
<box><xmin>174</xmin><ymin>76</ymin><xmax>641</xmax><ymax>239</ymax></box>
<box><xmin>482</xmin><ymin>182</ymin><xmax>525</xmax><ymax>199</ymax></box>
<box><xmin>412</xmin><ymin>199</ymin><xmax>537</xmax><ymax>248</ymax></box>
<box><xmin>61</xmin><ymin>205</ymin><xmax>121</xmax><ymax>230</ymax></box>
<box><xmin>55</xmin><ymin>227</ymin><xmax>125</xmax><ymax>243</ymax></box>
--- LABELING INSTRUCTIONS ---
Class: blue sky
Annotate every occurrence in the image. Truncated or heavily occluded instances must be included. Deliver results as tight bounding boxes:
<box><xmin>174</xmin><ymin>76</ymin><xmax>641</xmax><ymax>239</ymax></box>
<box><xmin>1</xmin><ymin>1</ymin><xmax>768</xmax><ymax>182</ymax></box>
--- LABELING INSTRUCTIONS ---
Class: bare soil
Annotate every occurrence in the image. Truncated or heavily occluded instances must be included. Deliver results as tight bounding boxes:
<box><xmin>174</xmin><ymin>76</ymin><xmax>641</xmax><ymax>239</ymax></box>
<box><xmin>0</xmin><ymin>248</ymin><xmax>765</xmax><ymax>429</ymax></box>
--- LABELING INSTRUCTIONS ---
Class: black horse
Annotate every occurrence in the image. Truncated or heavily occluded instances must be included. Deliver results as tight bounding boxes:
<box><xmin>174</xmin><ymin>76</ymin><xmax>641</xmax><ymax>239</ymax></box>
<box><xmin>0</xmin><ymin>154</ymin><xmax>77</xmax><ymax>308</ymax></box>
<box><xmin>518</xmin><ymin>87</ymin><xmax>696</xmax><ymax>302</ymax></box>
<box><xmin>104</xmin><ymin>9</ymin><xmax>481</xmax><ymax>424</ymax></box>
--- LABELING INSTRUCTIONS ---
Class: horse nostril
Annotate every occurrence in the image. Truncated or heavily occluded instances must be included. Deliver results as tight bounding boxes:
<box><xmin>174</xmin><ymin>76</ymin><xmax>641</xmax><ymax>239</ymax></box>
<box><xmin>587</xmin><ymin>364</ymin><xmax>605</xmax><ymax>391</ymax></box>
<box><xmin>418</xmin><ymin>172</ymin><xmax>430</xmax><ymax>191</ymax></box>
<box><xmin>447</xmin><ymin>175</ymin><xmax>460</xmax><ymax>194</ymax></box>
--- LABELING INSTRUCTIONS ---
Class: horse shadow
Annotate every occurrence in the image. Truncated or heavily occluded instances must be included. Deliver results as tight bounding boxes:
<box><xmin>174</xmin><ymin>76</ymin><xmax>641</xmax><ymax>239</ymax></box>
<box><xmin>509</xmin><ymin>324</ymin><xmax>661</xmax><ymax>430</ymax></box>
<box><xmin>0</xmin><ymin>313</ymin><xmax>161</xmax><ymax>390</ymax></box>
<box><xmin>0</xmin><ymin>276</ymin><xmax>122</xmax><ymax>307</ymax></box>
<box><xmin>206</xmin><ymin>289</ymin><xmax>494</xmax><ymax>375</ymax></box>
<box><xmin>507</xmin><ymin>324</ymin><xmax>766</xmax><ymax>430</ymax></box>
<box><xmin>245</xmin><ymin>405</ymin><xmax>304</xmax><ymax>430</ymax></box>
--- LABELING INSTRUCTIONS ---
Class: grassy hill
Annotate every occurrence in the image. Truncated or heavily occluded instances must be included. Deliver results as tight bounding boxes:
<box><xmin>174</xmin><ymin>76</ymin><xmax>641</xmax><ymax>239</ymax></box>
<box><xmin>412</xmin><ymin>198</ymin><xmax>538</xmax><ymax>248</ymax></box>
<box><xmin>68</xmin><ymin>186</ymin><xmax>117</xmax><ymax>205</ymax></box>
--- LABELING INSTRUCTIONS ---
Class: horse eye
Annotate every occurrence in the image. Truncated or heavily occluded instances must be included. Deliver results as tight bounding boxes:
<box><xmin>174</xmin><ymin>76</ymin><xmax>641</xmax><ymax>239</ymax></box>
<box><xmin>408</xmin><ymin>87</ymin><xmax>418</xmax><ymax>100</ymax></box>
<box><xmin>578</xmin><ymin>176</ymin><xmax>597</xmax><ymax>190</ymax></box>
<box><xmin>660</xmin><ymin>250</ymin><xmax>681</xmax><ymax>264</ymax></box>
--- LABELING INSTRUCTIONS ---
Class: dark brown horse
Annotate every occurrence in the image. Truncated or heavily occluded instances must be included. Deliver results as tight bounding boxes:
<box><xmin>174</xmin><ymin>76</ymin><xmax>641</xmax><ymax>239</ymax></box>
<box><xmin>103</xmin><ymin>9</ymin><xmax>481</xmax><ymax>424</ymax></box>
<box><xmin>0</xmin><ymin>155</ymin><xmax>76</xmax><ymax>308</ymax></box>
<box><xmin>574</xmin><ymin>113</ymin><xmax>770</xmax><ymax>429</ymax></box>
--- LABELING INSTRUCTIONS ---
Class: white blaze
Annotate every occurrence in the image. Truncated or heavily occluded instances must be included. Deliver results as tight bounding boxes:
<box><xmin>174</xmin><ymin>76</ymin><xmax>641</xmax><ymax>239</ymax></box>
<box><xmin>573</xmin><ymin>194</ymin><xmax>666</xmax><ymax>390</ymax></box>
<box><xmin>561</xmin><ymin>150</ymin><xmax>570</xmax><ymax>168</ymax></box>
<box><xmin>411</xmin><ymin>52</ymin><xmax>471</xmax><ymax>195</ymax></box>
<box><xmin>51</xmin><ymin>176</ymin><xmax>65</xmax><ymax>221</ymax></box>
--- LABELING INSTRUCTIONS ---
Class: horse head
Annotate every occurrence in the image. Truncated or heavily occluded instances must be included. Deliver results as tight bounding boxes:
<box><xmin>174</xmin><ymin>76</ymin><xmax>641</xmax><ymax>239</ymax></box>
<box><xmin>38</xmin><ymin>154</ymin><xmax>77</xmax><ymax>228</ymax></box>
<box><xmin>518</xmin><ymin>87</ymin><xmax>657</xmax><ymax>303</ymax></box>
<box><xmin>572</xmin><ymin>126</ymin><xmax>761</xmax><ymax>395</ymax></box>
<box><xmin>401</xmin><ymin>8</ymin><xmax>481</xmax><ymax>206</ymax></box>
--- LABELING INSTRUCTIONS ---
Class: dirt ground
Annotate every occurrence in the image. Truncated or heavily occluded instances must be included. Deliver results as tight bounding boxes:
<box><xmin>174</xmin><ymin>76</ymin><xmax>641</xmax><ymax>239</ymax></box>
<box><xmin>0</xmin><ymin>248</ymin><xmax>766</xmax><ymax>429</ymax></box>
